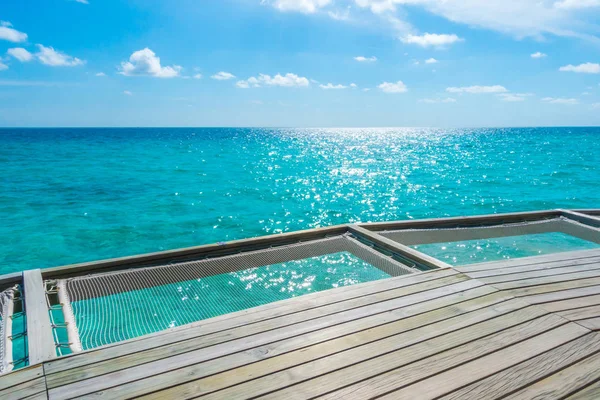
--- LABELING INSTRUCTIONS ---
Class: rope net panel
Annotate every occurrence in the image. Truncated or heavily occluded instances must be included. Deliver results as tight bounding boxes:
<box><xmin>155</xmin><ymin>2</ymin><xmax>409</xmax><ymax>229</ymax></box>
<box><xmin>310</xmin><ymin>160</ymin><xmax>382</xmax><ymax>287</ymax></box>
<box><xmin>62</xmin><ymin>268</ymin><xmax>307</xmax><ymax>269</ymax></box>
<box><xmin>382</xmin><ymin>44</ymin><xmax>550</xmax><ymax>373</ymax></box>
<box><xmin>0</xmin><ymin>287</ymin><xmax>14</xmax><ymax>374</ymax></box>
<box><xmin>56</xmin><ymin>235</ymin><xmax>414</xmax><ymax>350</ymax></box>
<box><xmin>0</xmin><ymin>286</ymin><xmax>25</xmax><ymax>374</ymax></box>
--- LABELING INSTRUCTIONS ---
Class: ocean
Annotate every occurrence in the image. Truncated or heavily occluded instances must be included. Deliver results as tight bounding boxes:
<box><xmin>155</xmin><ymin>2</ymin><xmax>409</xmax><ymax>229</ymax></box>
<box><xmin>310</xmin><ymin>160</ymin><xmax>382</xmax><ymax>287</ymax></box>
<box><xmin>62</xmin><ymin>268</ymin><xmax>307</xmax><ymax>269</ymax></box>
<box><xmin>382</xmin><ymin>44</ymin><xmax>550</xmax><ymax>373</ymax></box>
<box><xmin>1</xmin><ymin>127</ymin><xmax>599</xmax><ymax>275</ymax></box>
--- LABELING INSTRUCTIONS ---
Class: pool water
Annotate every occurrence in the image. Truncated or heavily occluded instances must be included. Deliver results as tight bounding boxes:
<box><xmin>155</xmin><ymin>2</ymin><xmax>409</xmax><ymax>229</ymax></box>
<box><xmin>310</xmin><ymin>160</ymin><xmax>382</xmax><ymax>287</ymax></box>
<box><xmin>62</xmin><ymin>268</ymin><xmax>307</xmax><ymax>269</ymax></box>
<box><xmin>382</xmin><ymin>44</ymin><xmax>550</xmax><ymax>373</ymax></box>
<box><xmin>412</xmin><ymin>232</ymin><xmax>600</xmax><ymax>266</ymax></box>
<box><xmin>71</xmin><ymin>251</ymin><xmax>391</xmax><ymax>349</ymax></box>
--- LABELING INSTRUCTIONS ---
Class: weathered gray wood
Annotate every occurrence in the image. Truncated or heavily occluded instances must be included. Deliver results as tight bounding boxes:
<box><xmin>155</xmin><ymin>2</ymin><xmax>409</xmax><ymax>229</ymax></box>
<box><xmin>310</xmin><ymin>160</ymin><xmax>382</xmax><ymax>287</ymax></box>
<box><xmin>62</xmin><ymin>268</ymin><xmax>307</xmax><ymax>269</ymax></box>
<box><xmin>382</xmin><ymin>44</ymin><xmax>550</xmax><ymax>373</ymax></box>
<box><xmin>525</xmin><ymin>285</ymin><xmax>600</xmax><ymax>305</ymax></box>
<box><xmin>376</xmin><ymin>323</ymin><xmax>590</xmax><ymax>400</ymax></box>
<box><xmin>477</xmin><ymin>262</ymin><xmax>600</xmax><ymax>285</ymax></box>
<box><xmin>358</xmin><ymin>209</ymin><xmax>561</xmax><ymax>231</ymax></box>
<box><xmin>489</xmin><ymin>269</ymin><xmax>600</xmax><ymax>290</ymax></box>
<box><xmin>381</xmin><ymin>218</ymin><xmax>567</xmax><ymax>246</ymax></box>
<box><xmin>44</xmin><ymin>269</ymin><xmax>459</xmax><ymax>376</ymax></box>
<box><xmin>463</xmin><ymin>256</ymin><xmax>600</xmax><ymax>279</ymax></box>
<box><xmin>83</xmin><ymin>290</ymin><xmax>519</xmax><ymax>399</ymax></box>
<box><xmin>440</xmin><ymin>332</ymin><xmax>600</xmax><ymax>400</ymax></box>
<box><xmin>0</xmin><ymin>365</ymin><xmax>44</xmax><ymax>392</ymax></box>
<box><xmin>22</xmin><ymin>270</ymin><xmax>55</xmax><ymax>365</ymax></box>
<box><xmin>456</xmin><ymin>248</ymin><xmax>600</xmax><ymax>273</ymax></box>
<box><xmin>503</xmin><ymin>276</ymin><xmax>600</xmax><ymax>298</ymax></box>
<box><xmin>247</xmin><ymin>314</ymin><xmax>574</xmax><ymax>400</ymax></box>
<box><xmin>557</xmin><ymin>305</ymin><xmax>600</xmax><ymax>321</ymax></box>
<box><xmin>42</xmin><ymin>224</ymin><xmax>349</xmax><ymax>279</ymax></box>
<box><xmin>541</xmin><ymin>294</ymin><xmax>600</xmax><ymax>312</ymax></box>
<box><xmin>0</xmin><ymin>377</ymin><xmax>47</xmax><ymax>400</ymax></box>
<box><xmin>348</xmin><ymin>225</ymin><xmax>451</xmax><ymax>270</ymax></box>
<box><xmin>561</xmin><ymin>209</ymin><xmax>600</xmax><ymax>229</ymax></box>
<box><xmin>46</xmin><ymin>277</ymin><xmax>482</xmax><ymax>394</ymax></box>
<box><xmin>504</xmin><ymin>348</ymin><xmax>600</xmax><ymax>399</ymax></box>
<box><xmin>567</xmin><ymin>378</ymin><xmax>600</xmax><ymax>399</ymax></box>
<box><xmin>575</xmin><ymin>317</ymin><xmax>600</xmax><ymax>330</ymax></box>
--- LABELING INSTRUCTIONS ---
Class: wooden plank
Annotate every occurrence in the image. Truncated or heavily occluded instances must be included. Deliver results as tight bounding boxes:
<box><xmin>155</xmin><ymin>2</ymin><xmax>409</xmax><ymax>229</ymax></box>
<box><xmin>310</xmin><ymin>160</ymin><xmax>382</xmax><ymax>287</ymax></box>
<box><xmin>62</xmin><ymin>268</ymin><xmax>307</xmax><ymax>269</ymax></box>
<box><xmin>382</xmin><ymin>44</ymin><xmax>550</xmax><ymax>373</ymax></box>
<box><xmin>0</xmin><ymin>377</ymin><xmax>47</xmax><ymax>400</ymax></box>
<box><xmin>42</xmin><ymin>224</ymin><xmax>349</xmax><ymax>279</ymax></box>
<box><xmin>576</xmin><ymin>317</ymin><xmax>600</xmax><ymax>331</ymax></box>
<box><xmin>378</xmin><ymin>323</ymin><xmax>590</xmax><ymax>400</ymax></box>
<box><xmin>440</xmin><ymin>332</ymin><xmax>600</xmax><ymax>400</ymax></box>
<box><xmin>358</xmin><ymin>209</ymin><xmax>560</xmax><ymax>231</ymax></box>
<box><xmin>348</xmin><ymin>225</ymin><xmax>451</xmax><ymax>270</ymax></box>
<box><xmin>488</xmin><ymin>269</ymin><xmax>600</xmax><ymax>290</ymax></box>
<box><xmin>504</xmin><ymin>348</ymin><xmax>600</xmax><ymax>399</ymax></box>
<box><xmin>46</xmin><ymin>278</ymin><xmax>484</xmax><ymax>393</ymax></box>
<box><xmin>541</xmin><ymin>294</ymin><xmax>600</xmax><ymax>312</ymax></box>
<box><xmin>456</xmin><ymin>249</ymin><xmax>600</xmax><ymax>273</ymax></box>
<box><xmin>557</xmin><ymin>305</ymin><xmax>600</xmax><ymax>321</ymax></box>
<box><xmin>477</xmin><ymin>263</ymin><xmax>600</xmax><ymax>285</ymax></box>
<box><xmin>381</xmin><ymin>218</ymin><xmax>565</xmax><ymax>246</ymax></box>
<box><xmin>44</xmin><ymin>268</ymin><xmax>458</xmax><ymax>373</ymax></box>
<box><xmin>22</xmin><ymin>270</ymin><xmax>55</xmax><ymax>365</ymax></box>
<box><xmin>464</xmin><ymin>257</ymin><xmax>600</xmax><ymax>280</ymax></box>
<box><xmin>90</xmin><ymin>291</ymin><xmax>521</xmax><ymax>399</ymax></box>
<box><xmin>566</xmin><ymin>378</ymin><xmax>600</xmax><ymax>399</ymax></box>
<box><xmin>561</xmin><ymin>209</ymin><xmax>600</xmax><ymax>229</ymax></box>
<box><xmin>504</xmin><ymin>277</ymin><xmax>600</xmax><ymax>298</ymax></box>
<box><xmin>0</xmin><ymin>365</ymin><xmax>44</xmax><ymax>392</ymax></box>
<box><xmin>205</xmin><ymin>310</ymin><xmax>563</xmax><ymax>400</ymax></box>
<box><xmin>525</xmin><ymin>285</ymin><xmax>600</xmax><ymax>305</ymax></box>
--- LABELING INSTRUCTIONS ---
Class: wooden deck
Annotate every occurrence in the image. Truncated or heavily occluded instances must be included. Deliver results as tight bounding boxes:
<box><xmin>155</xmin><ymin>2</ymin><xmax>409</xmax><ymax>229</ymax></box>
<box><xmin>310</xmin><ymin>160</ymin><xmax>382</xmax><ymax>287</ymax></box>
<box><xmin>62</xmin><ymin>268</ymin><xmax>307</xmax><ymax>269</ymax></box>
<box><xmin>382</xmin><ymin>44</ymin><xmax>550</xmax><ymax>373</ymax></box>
<box><xmin>4</xmin><ymin>248</ymin><xmax>600</xmax><ymax>399</ymax></box>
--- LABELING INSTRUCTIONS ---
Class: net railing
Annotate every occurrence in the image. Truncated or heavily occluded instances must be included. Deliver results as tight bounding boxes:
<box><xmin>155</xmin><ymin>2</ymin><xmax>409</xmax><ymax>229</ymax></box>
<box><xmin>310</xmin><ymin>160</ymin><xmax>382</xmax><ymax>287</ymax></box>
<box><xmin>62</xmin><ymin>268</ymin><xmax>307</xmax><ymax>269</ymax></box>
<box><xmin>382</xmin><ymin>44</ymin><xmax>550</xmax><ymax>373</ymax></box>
<box><xmin>50</xmin><ymin>234</ymin><xmax>416</xmax><ymax>352</ymax></box>
<box><xmin>0</xmin><ymin>286</ymin><xmax>19</xmax><ymax>374</ymax></box>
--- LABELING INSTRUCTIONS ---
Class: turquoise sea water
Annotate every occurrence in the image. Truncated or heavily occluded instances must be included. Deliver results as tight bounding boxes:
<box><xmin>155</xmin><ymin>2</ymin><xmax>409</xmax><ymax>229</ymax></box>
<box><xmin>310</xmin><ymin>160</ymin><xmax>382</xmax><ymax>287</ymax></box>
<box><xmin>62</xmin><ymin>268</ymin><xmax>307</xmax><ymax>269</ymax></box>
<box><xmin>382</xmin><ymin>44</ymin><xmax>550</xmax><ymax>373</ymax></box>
<box><xmin>1</xmin><ymin>127</ymin><xmax>599</xmax><ymax>275</ymax></box>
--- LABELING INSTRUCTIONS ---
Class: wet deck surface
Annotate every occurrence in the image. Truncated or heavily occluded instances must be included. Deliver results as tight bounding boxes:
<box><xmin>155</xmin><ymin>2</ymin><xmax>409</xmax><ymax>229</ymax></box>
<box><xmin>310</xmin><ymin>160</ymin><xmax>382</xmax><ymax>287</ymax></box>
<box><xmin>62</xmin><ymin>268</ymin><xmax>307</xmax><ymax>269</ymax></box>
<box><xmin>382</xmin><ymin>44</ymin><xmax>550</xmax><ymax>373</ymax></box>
<box><xmin>4</xmin><ymin>248</ymin><xmax>600</xmax><ymax>399</ymax></box>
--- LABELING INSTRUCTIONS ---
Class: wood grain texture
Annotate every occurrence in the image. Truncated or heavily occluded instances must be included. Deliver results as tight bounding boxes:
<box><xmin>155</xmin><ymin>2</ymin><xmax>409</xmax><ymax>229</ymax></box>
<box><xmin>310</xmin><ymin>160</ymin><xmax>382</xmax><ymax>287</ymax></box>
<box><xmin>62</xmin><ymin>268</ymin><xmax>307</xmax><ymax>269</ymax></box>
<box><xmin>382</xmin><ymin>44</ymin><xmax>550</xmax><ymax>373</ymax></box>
<box><xmin>44</xmin><ymin>268</ymin><xmax>459</xmax><ymax>375</ymax></box>
<box><xmin>230</xmin><ymin>311</ymin><xmax>562</xmax><ymax>400</ymax></box>
<box><xmin>22</xmin><ymin>270</ymin><xmax>55</xmax><ymax>366</ymax></box>
<box><xmin>439</xmin><ymin>332</ymin><xmax>600</xmax><ymax>400</ymax></box>
<box><xmin>48</xmin><ymin>278</ymin><xmax>484</xmax><ymax>398</ymax></box>
<box><xmin>504</xmin><ymin>349</ymin><xmax>600</xmax><ymax>399</ymax></box>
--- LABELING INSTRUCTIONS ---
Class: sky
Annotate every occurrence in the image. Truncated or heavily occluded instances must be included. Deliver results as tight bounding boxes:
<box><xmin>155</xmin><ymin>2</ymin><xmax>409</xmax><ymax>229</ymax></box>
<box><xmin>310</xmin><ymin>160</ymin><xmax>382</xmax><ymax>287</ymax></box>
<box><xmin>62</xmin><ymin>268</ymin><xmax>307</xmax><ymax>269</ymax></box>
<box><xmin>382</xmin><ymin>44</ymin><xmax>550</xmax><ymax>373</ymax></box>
<box><xmin>1</xmin><ymin>0</ymin><xmax>600</xmax><ymax>127</ymax></box>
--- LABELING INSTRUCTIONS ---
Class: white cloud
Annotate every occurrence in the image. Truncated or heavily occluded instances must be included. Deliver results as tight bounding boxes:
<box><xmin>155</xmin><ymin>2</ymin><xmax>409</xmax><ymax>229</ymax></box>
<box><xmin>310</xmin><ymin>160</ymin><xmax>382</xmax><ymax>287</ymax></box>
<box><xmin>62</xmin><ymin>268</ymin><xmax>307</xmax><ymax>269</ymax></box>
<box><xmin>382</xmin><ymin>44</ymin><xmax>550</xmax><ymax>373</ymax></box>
<box><xmin>36</xmin><ymin>44</ymin><xmax>85</xmax><ymax>67</ymax></box>
<box><xmin>446</xmin><ymin>85</ymin><xmax>508</xmax><ymax>94</ymax></box>
<box><xmin>592</xmin><ymin>102</ymin><xmax>600</xmax><ymax>108</ymax></box>
<box><xmin>264</xmin><ymin>0</ymin><xmax>332</xmax><ymax>13</ymax></box>
<box><xmin>378</xmin><ymin>80</ymin><xmax>408</xmax><ymax>93</ymax></box>
<box><xmin>354</xmin><ymin>56</ymin><xmax>377</xmax><ymax>62</ymax></box>
<box><xmin>328</xmin><ymin>9</ymin><xmax>351</xmax><ymax>20</ymax></box>
<box><xmin>350</xmin><ymin>83</ymin><xmax>357</xmax><ymax>88</ymax></box>
<box><xmin>498</xmin><ymin>93</ymin><xmax>533</xmax><ymax>102</ymax></box>
<box><xmin>554</xmin><ymin>0</ymin><xmax>600</xmax><ymax>9</ymax></box>
<box><xmin>400</xmin><ymin>33</ymin><xmax>463</xmax><ymax>48</ymax></box>
<box><xmin>0</xmin><ymin>61</ymin><xmax>7</xmax><ymax>71</ymax></box>
<box><xmin>354</xmin><ymin>0</ymin><xmax>600</xmax><ymax>41</ymax></box>
<box><xmin>0</xmin><ymin>21</ymin><xmax>27</xmax><ymax>43</ymax></box>
<box><xmin>363</xmin><ymin>88</ymin><xmax>371</xmax><ymax>91</ymax></box>
<box><xmin>542</xmin><ymin>97</ymin><xmax>579</xmax><ymax>104</ymax></box>
<box><xmin>7</xmin><ymin>47</ymin><xmax>33</xmax><ymax>62</ymax></box>
<box><xmin>193</xmin><ymin>73</ymin><xmax>202</xmax><ymax>79</ymax></box>
<box><xmin>425</xmin><ymin>57</ymin><xmax>438</xmax><ymax>64</ymax></box>
<box><xmin>75</xmin><ymin>0</ymin><xmax>90</xmax><ymax>4</ymax></box>
<box><xmin>419</xmin><ymin>97</ymin><xmax>456</xmax><ymax>103</ymax></box>
<box><xmin>320</xmin><ymin>83</ymin><xmax>348</xmax><ymax>89</ymax></box>
<box><xmin>237</xmin><ymin>73</ymin><xmax>310</xmax><ymax>88</ymax></box>
<box><xmin>559</xmin><ymin>62</ymin><xmax>600</xmax><ymax>74</ymax></box>
<box><xmin>211</xmin><ymin>71</ymin><xmax>236</xmax><ymax>80</ymax></box>
<box><xmin>95</xmin><ymin>72</ymin><xmax>106</xmax><ymax>77</ymax></box>
<box><xmin>123</xmin><ymin>90</ymin><xmax>133</xmax><ymax>96</ymax></box>
<box><xmin>119</xmin><ymin>48</ymin><xmax>180</xmax><ymax>77</ymax></box>
<box><xmin>531</xmin><ymin>52</ymin><xmax>547</xmax><ymax>58</ymax></box>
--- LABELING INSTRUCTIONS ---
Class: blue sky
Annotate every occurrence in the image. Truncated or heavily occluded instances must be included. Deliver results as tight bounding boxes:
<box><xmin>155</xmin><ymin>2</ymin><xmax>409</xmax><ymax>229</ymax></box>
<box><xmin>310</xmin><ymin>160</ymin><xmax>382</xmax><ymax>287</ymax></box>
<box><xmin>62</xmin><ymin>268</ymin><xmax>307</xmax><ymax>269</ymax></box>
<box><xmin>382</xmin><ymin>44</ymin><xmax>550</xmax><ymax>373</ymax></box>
<box><xmin>1</xmin><ymin>0</ymin><xmax>600</xmax><ymax>127</ymax></box>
